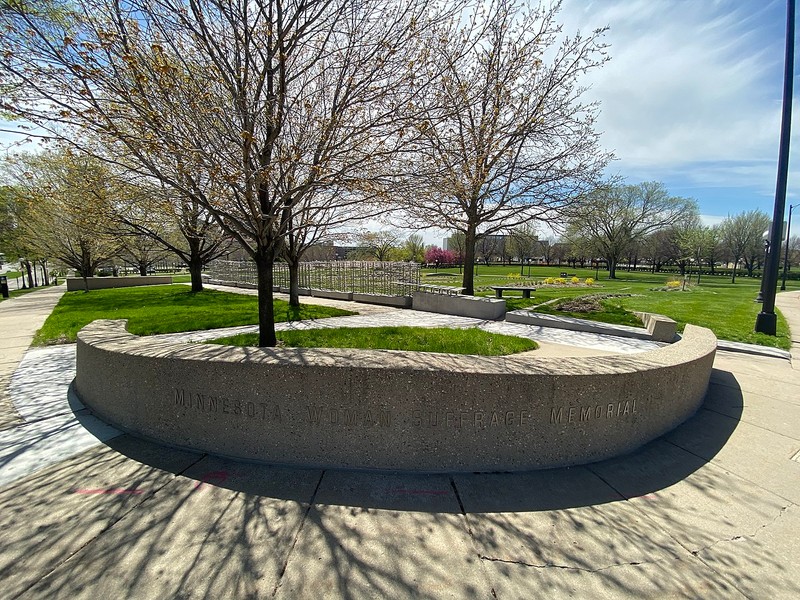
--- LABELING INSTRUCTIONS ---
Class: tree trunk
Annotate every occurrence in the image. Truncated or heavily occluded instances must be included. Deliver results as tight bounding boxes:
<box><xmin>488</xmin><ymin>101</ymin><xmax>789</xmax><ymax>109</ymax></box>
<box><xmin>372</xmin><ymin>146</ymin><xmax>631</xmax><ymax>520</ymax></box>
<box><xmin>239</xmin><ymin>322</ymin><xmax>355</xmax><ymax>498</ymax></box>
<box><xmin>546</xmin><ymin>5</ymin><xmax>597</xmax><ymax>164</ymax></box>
<box><xmin>24</xmin><ymin>260</ymin><xmax>34</xmax><ymax>288</ymax></box>
<box><xmin>731</xmin><ymin>259</ymin><xmax>738</xmax><ymax>283</ymax></box>
<box><xmin>188</xmin><ymin>257</ymin><xmax>203</xmax><ymax>292</ymax></box>
<box><xmin>186</xmin><ymin>235</ymin><xmax>205</xmax><ymax>292</ymax></box>
<box><xmin>461</xmin><ymin>225</ymin><xmax>477</xmax><ymax>295</ymax></box>
<box><xmin>606</xmin><ymin>256</ymin><xmax>617</xmax><ymax>279</ymax></box>
<box><xmin>288</xmin><ymin>258</ymin><xmax>300</xmax><ymax>307</ymax></box>
<box><xmin>255</xmin><ymin>251</ymin><xmax>277</xmax><ymax>347</ymax></box>
<box><xmin>39</xmin><ymin>260</ymin><xmax>49</xmax><ymax>286</ymax></box>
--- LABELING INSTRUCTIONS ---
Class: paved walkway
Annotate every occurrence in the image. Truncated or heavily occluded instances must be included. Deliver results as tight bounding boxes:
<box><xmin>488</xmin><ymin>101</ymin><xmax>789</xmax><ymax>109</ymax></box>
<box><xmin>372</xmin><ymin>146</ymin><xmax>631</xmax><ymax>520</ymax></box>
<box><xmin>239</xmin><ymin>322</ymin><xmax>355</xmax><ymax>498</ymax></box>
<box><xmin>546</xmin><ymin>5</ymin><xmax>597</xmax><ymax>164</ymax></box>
<box><xmin>0</xmin><ymin>286</ymin><xmax>799</xmax><ymax>598</ymax></box>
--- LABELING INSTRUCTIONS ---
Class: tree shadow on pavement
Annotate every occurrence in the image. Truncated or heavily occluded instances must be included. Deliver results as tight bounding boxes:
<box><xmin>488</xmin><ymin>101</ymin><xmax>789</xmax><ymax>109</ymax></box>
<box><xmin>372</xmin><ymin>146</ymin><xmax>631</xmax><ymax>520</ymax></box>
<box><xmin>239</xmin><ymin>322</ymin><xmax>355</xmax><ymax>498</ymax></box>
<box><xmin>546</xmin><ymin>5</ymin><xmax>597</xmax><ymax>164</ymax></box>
<box><xmin>5</xmin><ymin>366</ymin><xmax>797</xmax><ymax>599</ymax></box>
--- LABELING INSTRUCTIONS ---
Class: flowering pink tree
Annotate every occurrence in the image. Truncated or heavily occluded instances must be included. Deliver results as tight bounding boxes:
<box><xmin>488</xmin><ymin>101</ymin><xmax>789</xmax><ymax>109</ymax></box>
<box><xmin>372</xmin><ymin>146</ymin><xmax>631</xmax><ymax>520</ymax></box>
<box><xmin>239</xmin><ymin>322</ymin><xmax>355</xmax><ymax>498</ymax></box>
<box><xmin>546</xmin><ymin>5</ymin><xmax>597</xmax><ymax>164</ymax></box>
<box><xmin>425</xmin><ymin>246</ymin><xmax>457</xmax><ymax>265</ymax></box>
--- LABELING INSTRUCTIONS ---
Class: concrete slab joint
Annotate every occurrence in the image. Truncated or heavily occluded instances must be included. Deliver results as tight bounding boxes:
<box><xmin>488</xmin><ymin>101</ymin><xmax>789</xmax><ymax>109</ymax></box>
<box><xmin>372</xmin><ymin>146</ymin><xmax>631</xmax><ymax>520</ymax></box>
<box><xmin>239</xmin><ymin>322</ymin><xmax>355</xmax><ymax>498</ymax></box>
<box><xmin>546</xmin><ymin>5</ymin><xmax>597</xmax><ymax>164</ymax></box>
<box><xmin>75</xmin><ymin>319</ymin><xmax>717</xmax><ymax>472</ymax></box>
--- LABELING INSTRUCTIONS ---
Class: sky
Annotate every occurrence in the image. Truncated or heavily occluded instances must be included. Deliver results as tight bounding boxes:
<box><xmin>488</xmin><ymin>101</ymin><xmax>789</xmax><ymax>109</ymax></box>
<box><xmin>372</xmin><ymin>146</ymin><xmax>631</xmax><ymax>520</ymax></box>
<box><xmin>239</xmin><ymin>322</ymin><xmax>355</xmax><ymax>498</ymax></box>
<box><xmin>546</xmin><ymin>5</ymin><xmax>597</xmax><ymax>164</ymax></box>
<box><xmin>559</xmin><ymin>0</ymin><xmax>795</xmax><ymax>225</ymax></box>
<box><xmin>1</xmin><ymin>0</ymin><xmax>798</xmax><ymax>246</ymax></box>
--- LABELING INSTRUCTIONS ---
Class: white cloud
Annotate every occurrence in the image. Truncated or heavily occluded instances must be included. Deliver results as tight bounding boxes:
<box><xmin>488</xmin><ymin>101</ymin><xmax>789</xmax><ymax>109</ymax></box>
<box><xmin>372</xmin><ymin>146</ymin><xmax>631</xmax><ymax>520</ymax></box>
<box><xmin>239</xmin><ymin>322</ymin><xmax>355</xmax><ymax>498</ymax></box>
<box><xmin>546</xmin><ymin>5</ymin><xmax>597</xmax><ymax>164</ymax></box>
<box><xmin>700</xmin><ymin>214</ymin><xmax>726</xmax><ymax>227</ymax></box>
<box><xmin>559</xmin><ymin>0</ymin><xmax>791</xmax><ymax>192</ymax></box>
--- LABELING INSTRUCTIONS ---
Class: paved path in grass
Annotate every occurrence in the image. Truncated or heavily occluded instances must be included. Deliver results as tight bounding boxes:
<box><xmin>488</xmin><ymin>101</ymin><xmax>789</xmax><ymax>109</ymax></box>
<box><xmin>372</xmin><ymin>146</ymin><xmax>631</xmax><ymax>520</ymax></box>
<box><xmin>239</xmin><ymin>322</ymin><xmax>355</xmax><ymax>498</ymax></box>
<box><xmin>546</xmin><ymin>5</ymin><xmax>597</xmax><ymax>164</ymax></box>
<box><xmin>195</xmin><ymin>283</ymin><xmax>665</xmax><ymax>356</ymax></box>
<box><xmin>0</xmin><ymin>285</ymin><xmax>799</xmax><ymax>598</ymax></box>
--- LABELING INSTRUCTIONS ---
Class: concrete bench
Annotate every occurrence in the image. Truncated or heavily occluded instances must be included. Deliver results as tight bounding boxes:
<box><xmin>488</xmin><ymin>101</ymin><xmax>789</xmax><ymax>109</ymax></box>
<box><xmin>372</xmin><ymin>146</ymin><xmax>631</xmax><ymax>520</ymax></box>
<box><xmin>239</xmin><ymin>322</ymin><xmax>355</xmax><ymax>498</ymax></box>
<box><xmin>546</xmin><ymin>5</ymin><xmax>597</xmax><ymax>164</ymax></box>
<box><xmin>489</xmin><ymin>286</ymin><xmax>536</xmax><ymax>299</ymax></box>
<box><xmin>635</xmin><ymin>312</ymin><xmax>678</xmax><ymax>343</ymax></box>
<box><xmin>412</xmin><ymin>291</ymin><xmax>506</xmax><ymax>320</ymax></box>
<box><xmin>560</xmin><ymin>272</ymin><xmax>577</xmax><ymax>278</ymax></box>
<box><xmin>394</xmin><ymin>282</ymin><xmax>465</xmax><ymax>296</ymax></box>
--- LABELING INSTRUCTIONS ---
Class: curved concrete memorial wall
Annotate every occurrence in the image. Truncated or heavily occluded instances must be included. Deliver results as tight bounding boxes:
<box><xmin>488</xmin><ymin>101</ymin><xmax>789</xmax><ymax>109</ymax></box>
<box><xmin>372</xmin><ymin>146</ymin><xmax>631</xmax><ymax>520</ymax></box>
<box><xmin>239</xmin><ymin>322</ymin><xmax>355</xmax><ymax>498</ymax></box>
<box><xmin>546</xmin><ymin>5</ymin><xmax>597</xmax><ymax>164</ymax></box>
<box><xmin>75</xmin><ymin>320</ymin><xmax>717</xmax><ymax>472</ymax></box>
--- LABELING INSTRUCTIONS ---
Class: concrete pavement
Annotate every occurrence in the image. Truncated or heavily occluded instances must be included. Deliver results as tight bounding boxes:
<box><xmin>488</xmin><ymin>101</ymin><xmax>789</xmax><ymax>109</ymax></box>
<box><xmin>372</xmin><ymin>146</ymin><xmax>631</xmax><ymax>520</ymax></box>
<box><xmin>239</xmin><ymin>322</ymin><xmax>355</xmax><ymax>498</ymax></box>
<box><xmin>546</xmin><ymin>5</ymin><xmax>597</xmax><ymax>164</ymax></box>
<box><xmin>0</xmin><ymin>286</ymin><xmax>799</xmax><ymax>599</ymax></box>
<box><xmin>0</xmin><ymin>285</ymin><xmax>66</xmax><ymax>429</ymax></box>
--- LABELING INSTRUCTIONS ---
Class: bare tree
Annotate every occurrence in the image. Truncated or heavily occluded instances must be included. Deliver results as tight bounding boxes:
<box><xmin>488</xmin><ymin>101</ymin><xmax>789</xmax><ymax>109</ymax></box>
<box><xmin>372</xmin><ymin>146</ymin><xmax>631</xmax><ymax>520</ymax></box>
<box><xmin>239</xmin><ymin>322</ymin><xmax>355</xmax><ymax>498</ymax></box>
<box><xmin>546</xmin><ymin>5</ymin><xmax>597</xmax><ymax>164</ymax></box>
<box><xmin>508</xmin><ymin>224</ymin><xmax>538</xmax><ymax>275</ymax></box>
<box><xmin>567</xmin><ymin>181</ymin><xmax>698</xmax><ymax>279</ymax></box>
<box><xmin>787</xmin><ymin>235</ymin><xmax>800</xmax><ymax>273</ymax></box>
<box><xmin>356</xmin><ymin>230</ymin><xmax>402</xmax><ymax>262</ymax></box>
<box><xmin>115</xmin><ymin>228</ymin><xmax>171</xmax><ymax>276</ymax></box>
<box><xmin>537</xmin><ymin>237</ymin><xmax>557</xmax><ymax>266</ymax></box>
<box><xmin>109</xmin><ymin>177</ymin><xmax>234</xmax><ymax>292</ymax></box>
<box><xmin>476</xmin><ymin>235</ymin><xmax>501</xmax><ymax>266</ymax></box>
<box><xmin>400</xmin><ymin>0</ymin><xmax>611</xmax><ymax>294</ymax></box>
<box><xmin>720</xmin><ymin>210</ymin><xmax>771</xmax><ymax>282</ymax></box>
<box><xmin>641</xmin><ymin>229</ymin><xmax>680</xmax><ymax>273</ymax></box>
<box><xmin>1</xmin><ymin>0</ymin><xmax>452</xmax><ymax>345</ymax></box>
<box><xmin>282</xmin><ymin>187</ymin><xmax>369</xmax><ymax>306</ymax></box>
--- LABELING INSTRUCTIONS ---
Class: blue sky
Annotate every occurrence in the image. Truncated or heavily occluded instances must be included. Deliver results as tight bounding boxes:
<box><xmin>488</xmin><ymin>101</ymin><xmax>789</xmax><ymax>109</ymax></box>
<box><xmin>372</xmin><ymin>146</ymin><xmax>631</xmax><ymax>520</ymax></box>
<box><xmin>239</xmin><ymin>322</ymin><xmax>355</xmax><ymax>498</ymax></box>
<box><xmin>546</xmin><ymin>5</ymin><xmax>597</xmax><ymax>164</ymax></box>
<box><xmin>560</xmin><ymin>0</ymin><xmax>796</xmax><ymax>225</ymax></box>
<box><xmin>2</xmin><ymin>0</ymin><xmax>797</xmax><ymax>243</ymax></box>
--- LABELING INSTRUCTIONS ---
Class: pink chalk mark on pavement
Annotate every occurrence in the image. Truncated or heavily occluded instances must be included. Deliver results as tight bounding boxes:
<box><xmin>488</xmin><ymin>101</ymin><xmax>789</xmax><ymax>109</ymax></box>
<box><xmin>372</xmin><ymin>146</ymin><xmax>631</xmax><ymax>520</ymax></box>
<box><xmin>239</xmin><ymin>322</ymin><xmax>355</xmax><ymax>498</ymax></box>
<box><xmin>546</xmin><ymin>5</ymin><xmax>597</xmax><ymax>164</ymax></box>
<box><xmin>633</xmin><ymin>494</ymin><xmax>659</xmax><ymax>501</ymax></box>
<box><xmin>193</xmin><ymin>470</ymin><xmax>231</xmax><ymax>491</ymax></box>
<box><xmin>74</xmin><ymin>488</ymin><xmax>145</xmax><ymax>495</ymax></box>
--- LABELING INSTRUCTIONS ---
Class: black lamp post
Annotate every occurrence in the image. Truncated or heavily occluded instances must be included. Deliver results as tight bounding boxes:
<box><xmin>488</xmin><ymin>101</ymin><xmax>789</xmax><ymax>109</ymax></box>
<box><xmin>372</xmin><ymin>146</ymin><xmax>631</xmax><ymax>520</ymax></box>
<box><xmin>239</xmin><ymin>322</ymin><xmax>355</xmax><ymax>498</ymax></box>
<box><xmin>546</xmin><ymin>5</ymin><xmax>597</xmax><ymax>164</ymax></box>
<box><xmin>756</xmin><ymin>237</ymin><xmax>770</xmax><ymax>303</ymax></box>
<box><xmin>756</xmin><ymin>0</ymin><xmax>795</xmax><ymax>334</ymax></box>
<box><xmin>781</xmin><ymin>203</ymin><xmax>798</xmax><ymax>290</ymax></box>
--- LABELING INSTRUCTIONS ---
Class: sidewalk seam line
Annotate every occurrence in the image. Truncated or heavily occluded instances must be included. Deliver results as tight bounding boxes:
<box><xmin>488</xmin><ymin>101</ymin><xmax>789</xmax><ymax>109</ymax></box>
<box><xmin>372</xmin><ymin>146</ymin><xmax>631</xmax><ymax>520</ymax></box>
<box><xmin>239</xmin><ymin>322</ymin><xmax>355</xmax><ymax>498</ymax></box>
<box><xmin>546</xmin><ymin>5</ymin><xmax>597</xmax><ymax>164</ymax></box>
<box><xmin>271</xmin><ymin>468</ymin><xmax>326</xmax><ymax>598</ymax></box>
<box><xmin>663</xmin><ymin>438</ymin><xmax>800</xmax><ymax>505</ymax></box>
<box><xmin>13</xmin><ymin>450</ymin><xmax>209</xmax><ymax>599</ymax></box>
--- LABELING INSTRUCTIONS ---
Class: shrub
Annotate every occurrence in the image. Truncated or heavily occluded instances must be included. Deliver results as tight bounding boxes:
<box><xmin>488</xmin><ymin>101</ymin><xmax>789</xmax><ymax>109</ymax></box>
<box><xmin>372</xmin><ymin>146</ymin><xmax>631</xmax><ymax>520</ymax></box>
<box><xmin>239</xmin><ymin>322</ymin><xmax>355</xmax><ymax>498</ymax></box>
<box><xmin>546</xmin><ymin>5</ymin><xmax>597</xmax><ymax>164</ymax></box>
<box><xmin>585</xmin><ymin>277</ymin><xmax>594</xmax><ymax>285</ymax></box>
<box><xmin>554</xmin><ymin>277</ymin><xmax>566</xmax><ymax>285</ymax></box>
<box><xmin>571</xmin><ymin>276</ymin><xmax>580</xmax><ymax>284</ymax></box>
<box><xmin>544</xmin><ymin>277</ymin><xmax>555</xmax><ymax>284</ymax></box>
<box><xmin>666</xmin><ymin>279</ymin><xmax>682</xmax><ymax>289</ymax></box>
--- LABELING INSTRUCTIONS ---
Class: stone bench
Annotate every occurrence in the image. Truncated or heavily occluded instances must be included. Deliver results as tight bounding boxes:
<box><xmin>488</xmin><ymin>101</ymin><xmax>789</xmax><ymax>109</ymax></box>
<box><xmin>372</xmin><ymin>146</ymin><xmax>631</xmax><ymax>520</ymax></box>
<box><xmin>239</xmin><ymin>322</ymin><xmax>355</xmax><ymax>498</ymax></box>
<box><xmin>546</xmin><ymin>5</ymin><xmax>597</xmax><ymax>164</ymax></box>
<box><xmin>635</xmin><ymin>312</ymin><xmax>678</xmax><ymax>343</ymax></box>
<box><xmin>412</xmin><ymin>291</ymin><xmax>506</xmax><ymax>320</ymax></box>
<box><xmin>351</xmin><ymin>292</ymin><xmax>412</xmax><ymax>308</ymax></box>
<box><xmin>394</xmin><ymin>282</ymin><xmax>465</xmax><ymax>296</ymax></box>
<box><xmin>75</xmin><ymin>320</ymin><xmax>716</xmax><ymax>472</ymax></box>
<box><xmin>489</xmin><ymin>286</ymin><xmax>536</xmax><ymax>299</ymax></box>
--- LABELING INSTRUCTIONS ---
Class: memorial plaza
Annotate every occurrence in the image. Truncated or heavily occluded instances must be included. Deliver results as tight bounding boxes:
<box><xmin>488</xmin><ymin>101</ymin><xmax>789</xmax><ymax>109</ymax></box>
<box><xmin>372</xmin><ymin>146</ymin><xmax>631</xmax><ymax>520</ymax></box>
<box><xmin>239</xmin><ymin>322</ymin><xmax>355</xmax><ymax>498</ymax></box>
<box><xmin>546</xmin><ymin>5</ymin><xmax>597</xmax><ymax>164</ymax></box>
<box><xmin>0</xmin><ymin>283</ymin><xmax>798</xmax><ymax>599</ymax></box>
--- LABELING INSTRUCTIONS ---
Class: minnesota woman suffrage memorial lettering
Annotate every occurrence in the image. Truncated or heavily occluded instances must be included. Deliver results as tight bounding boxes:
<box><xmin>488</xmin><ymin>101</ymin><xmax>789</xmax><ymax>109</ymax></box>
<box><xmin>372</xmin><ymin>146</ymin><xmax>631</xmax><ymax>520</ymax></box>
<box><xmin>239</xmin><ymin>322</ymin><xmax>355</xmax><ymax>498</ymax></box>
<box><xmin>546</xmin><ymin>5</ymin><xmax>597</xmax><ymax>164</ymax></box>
<box><xmin>76</xmin><ymin>320</ymin><xmax>716</xmax><ymax>472</ymax></box>
<box><xmin>173</xmin><ymin>389</ymin><xmax>638</xmax><ymax>431</ymax></box>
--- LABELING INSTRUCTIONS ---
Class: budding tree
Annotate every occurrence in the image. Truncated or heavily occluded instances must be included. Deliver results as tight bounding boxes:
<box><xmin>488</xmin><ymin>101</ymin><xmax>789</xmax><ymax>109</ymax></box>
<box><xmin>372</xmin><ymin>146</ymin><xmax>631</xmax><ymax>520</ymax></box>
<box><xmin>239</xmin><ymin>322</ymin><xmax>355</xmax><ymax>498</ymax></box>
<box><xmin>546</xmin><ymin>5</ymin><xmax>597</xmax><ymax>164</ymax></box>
<box><xmin>720</xmin><ymin>210</ymin><xmax>771</xmax><ymax>282</ymax></box>
<box><xmin>5</xmin><ymin>150</ymin><xmax>120</xmax><ymax>289</ymax></box>
<box><xmin>400</xmin><ymin>0</ymin><xmax>611</xmax><ymax>294</ymax></box>
<box><xmin>1</xmin><ymin>0</ymin><xmax>455</xmax><ymax>345</ymax></box>
<box><xmin>567</xmin><ymin>181</ymin><xmax>698</xmax><ymax>279</ymax></box>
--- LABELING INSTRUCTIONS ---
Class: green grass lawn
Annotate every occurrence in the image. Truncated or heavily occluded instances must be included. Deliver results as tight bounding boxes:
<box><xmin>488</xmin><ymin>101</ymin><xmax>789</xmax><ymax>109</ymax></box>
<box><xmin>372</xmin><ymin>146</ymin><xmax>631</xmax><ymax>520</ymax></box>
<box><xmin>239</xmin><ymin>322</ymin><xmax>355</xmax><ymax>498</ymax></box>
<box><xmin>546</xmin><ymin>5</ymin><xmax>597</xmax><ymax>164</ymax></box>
<box><xmin>209</xmin><ymin>326</ymin><xmax>538</xmax><ymax>356</ymax></box>
<box><xmin>33</xmin><ymin>284</ymin><xmax>355</xmax><ymax>345</ymax></box>
<box><xmin>426</xmin><ymin>265</ymin><xmax>797</xmax><ymax>350</ymax></box>
<box><xmin>531</xmin><ymin>299</ymin><xmax>644</xmax><ymax>327</ymax></box>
